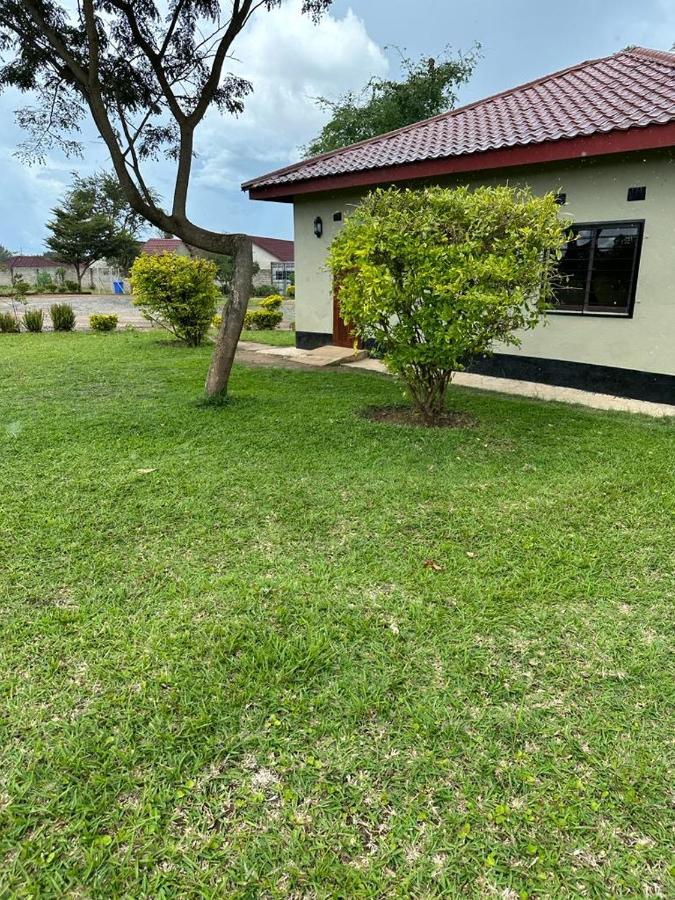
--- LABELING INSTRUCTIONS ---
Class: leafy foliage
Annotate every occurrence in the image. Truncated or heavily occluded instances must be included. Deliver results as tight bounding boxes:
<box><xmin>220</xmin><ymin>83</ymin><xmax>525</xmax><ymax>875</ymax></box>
<box><xmin>0</xmin><ymin>244</ymin><xmax>12</xmax><ymax>263</ymax></box>
<box><xmin>50</xmin><ymin>303</ymin><xmax>76</xmax><ymax>332</ymax></box>
<box><xmin>0</xmin><ymin>1</ymin><xmax>336</xmax><ymax>398</ymax></box>
<box><xmin>305</xmin><ymin>46</ymin><xmax>479</xmax><ymax>156</ymax></box>
<box><xmin>244</xmin><ymin>293</ymin><xmax>284</xmax><ymax>330</ymax></box>
<box><xmin>46</xmin><ymin>192</ymin><xmax>121</xmax><ymax>291</ymax></box>
<box><xmin>35</xmin><ymin>272</ymin><xmax>55</xmax><ymax>292</ymax></box>
<box><xmin>130</xmin><ymin>253</ymin><xmax>220</xmax><ymax>346</ymax></box>
<box><xmin>89</xmin><ymin>314</ymin><xmax>118</xmax><ymax>332</ymax></box>
<box><xmin>0</xmin><ymin>311</ymin><xmax>19</xmax><ymax>332</ymax></box>
<box><xmin>198</xmin><ymin>252</ymin><xmax>259</xmax><ymax>294</ymax></box>
<box><xmin>243</xmin><ymin>309</ymin><xmax>283</xmax><ymax>330</ymax></box>
<box><xmin>328</xmin><ymin>186</ymin><xmax>568</xmax><ymax>424</ymax></box>
<box><xmin>23</xmin><ymin>308</ymin><xmax>44</xmax><ymax>332</ymax></box>
<box><xmin>252</xmin><ymin>283</ymin><xmax>277</xmax><ymax>298</ymax></box>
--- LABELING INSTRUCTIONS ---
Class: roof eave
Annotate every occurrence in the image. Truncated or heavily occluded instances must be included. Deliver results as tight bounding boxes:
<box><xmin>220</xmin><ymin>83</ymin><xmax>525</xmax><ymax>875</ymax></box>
<box><xmin>246</xmin><ymin>121</ymin><xmax>675</xmax><ymax>202</ymax></box>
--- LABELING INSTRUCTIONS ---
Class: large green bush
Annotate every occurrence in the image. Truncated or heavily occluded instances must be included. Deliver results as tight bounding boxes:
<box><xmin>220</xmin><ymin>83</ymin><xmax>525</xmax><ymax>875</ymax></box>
<box><xmin>130</xmin><ymin>253</ymin><xmax>220</xmax><ymax>346</ymax></box>
<box><xmin>328</xmin><ymin>185</ymin><xmax>568</xmax><ymax>424</ymax></box>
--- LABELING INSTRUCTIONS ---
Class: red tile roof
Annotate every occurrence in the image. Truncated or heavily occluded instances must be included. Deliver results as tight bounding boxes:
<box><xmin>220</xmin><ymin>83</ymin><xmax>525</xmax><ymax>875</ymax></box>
<box><xmin>250</xmin><ymin>235</ymin><xmax>294</xmax><ymax>261</ymax></box>
<box><xmin>243</xmin><ymin>47</ymin><xmax>675</xmax><ymax>197</ymax></box>
<box><xmin>6</xmin><ymin>255</ymin><xmax>58</xmax><ymax>268</ymax></box>
<box><xmin>141</xmin><ymin>238</ymin><xmax>190</xmax><ymax>255</ymax></box>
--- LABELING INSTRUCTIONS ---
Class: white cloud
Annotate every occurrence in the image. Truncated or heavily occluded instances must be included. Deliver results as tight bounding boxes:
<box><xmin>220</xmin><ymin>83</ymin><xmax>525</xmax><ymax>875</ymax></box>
<box><xmin>193</xmin><ymin>2</ymin><xmax>388</xmax><ymax>192</ymax></box>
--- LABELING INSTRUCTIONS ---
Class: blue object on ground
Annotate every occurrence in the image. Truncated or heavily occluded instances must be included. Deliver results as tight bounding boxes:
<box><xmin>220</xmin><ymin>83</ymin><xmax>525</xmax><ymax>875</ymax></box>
<box><xmin>113</xmin><ymin>281</ymin><xmax>124</xmax><ymax>294</ymax></box>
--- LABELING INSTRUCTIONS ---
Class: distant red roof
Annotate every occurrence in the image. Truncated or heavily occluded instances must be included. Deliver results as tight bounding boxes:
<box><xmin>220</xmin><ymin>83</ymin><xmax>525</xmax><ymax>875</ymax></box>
<box><xmin>141</xmin><ymin>238</ymin><xmax>191</xmax><ymax>255</ymax></box>
<box><xmin>244</xmin><ymin>47</ymin><xmax>675</xmax><ymax>199</ymax></box>
<box><xmin>6</xmin><ymin>255</ymin><xmax>58</xmax><ymax>268</ymax></box>
<box><xmin>250</xmin><ymin>235</ymin><xmax>294</xmax><ymax>261</ymax></box>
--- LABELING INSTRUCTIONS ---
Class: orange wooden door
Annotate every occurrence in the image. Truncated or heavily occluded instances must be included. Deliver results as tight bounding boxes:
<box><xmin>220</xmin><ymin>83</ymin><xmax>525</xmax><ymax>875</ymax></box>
<box><xmin>333</xmin><ymin>283</ymin><xmax>356</xmax><ymax>348</ymax></box>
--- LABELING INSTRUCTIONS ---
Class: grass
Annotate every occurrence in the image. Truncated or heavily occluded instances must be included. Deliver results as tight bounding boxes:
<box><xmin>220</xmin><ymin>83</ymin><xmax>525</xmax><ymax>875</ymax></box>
<box><xmin>240</xmin><ymin>328</ymin><xmax>295</xmax><ymax>347</ymax></box>
<box><xmin>0</xmin><ymin>330</ymin><xmax>673</xmax><ymax>897</ymax></box>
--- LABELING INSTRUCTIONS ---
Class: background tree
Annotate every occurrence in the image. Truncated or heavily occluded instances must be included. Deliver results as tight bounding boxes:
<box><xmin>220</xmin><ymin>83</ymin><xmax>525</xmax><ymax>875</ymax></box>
<box><xmin>305</xmin><ymin>46</ymin><xmax>480</xmax><ymax>157</ymax></box>
<box><xmin>0</xmin><ymin>244</ymin><xmax>12</xmax><ymax>264</ymax></box>
<box><xmin>0</xmin><ymin>1</ymin><xmax>332</xmax><ymax>399</ymax></box>
<box><xmin>70</xmin><ymin>170</ymin><xmax>155</xmax><ymax>271</ymax></box>
<box><xmin>46</xmin><ymin>191</ymin><xmax>124</xmax><ymax>291</ymax></box>
<box><xmin>328</xmin><ymin>186</ymin><xmax>568</xmax><ymax>425</ymax></box>
<box><xmin>198</xmin><ymin>252</ymin><xmax>259</xmax><ymax>295</ymax></box>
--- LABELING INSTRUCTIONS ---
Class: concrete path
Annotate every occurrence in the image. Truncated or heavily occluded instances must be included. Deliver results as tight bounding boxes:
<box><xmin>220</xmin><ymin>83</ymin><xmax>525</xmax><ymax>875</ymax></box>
<box><xmin>238</xmin><ymin>341</ymin><xmax>675</xmax><ymax>419</ymax></box>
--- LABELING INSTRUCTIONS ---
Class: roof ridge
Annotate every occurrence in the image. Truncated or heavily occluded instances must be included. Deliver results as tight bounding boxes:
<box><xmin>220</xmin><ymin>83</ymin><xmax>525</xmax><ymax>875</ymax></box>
<box><xmin>242</xmin><ymin>48</ymin><xmax>633</xmax><ymax>189</ymax></box>
<box><xmin>625</xmin><ymin>46</ymin><xmax>675</xmax><ymax>66</ymax></box>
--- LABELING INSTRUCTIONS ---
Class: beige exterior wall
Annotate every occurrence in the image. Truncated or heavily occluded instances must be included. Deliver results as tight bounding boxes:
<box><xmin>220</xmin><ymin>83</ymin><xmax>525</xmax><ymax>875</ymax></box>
<box><xmin>293</xmin><ymin>151</ymin><xmax>675</xmax><ymax>376</ymax></box>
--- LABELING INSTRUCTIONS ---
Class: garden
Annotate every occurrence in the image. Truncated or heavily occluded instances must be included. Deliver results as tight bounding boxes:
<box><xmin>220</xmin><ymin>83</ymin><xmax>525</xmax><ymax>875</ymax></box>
<box><xmin>0</xmin><ymin>328</ymin><xmax>673</xmax><ymax>896</ymax></box>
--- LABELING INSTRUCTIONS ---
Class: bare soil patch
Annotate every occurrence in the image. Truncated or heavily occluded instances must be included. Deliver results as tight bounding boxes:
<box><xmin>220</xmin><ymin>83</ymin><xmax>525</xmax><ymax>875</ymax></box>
<box><xmin>361</xmin><ymin>405</ymin><xmax>476</xmax><ymax>428</ymax></box>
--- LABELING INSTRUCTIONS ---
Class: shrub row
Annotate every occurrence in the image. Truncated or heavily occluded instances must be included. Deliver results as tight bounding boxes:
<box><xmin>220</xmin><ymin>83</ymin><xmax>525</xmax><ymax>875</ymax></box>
<box><xmin>0</xmin><ymin>305</ymin><xmax>119</xmax><ymax>333</ymax></box>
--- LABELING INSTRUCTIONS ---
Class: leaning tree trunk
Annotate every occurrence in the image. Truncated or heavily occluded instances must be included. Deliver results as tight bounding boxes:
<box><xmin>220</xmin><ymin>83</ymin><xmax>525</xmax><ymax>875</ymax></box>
<box><xmin>205</xmin><ymin>234</ymin><xmax>253</xmax><ymax>399</ymax></box>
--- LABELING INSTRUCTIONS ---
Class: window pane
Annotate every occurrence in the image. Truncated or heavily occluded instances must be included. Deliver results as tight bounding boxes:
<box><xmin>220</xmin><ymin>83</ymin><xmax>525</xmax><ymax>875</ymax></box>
<box><xmin>555</xmin><ymin>227</ymin><xmax>592</xmax><ymax>310</ymax></box>
<box><xmin>587</xmin><ymin>225</ymin><xmax>639</xmax><ymax>312</ymax></box>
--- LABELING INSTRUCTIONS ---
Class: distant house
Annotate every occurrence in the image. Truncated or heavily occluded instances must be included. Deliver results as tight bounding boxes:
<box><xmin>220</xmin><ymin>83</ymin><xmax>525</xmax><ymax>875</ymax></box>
<box><xmin>249</xmin><ymin>236</ymin><xmax>294</xmax><ymax>290</ymax></box>
<box><xmin>0</xmin><ymin>255</ymin><xmax>78</xmax><ymax>287</ymax></box>
<box><xmin>140</xmin><ymin>238</ymin><xmax>192</xmax><ymax>257</ymax></box>
<box><xmin>140</xmin><ymin>234</ymin><xmax>294</xmax><ymax>291</ymax></box>
<box><xmin>243</xmin><ymin>46</ymin><xmax>675</xmax><ymax>403</ymax></box>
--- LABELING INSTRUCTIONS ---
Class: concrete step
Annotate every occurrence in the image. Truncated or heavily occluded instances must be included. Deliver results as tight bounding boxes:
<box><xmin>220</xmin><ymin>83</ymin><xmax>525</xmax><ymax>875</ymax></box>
<box><xmin>298</xmin><ymin>345</ymin><xmax>368</xmax><ymax>367</ymax></box>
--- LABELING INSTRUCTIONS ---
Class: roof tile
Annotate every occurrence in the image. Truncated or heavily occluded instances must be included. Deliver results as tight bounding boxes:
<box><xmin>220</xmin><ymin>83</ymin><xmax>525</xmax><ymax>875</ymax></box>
<box><xmin>243</xmin><ymin>47</ymin><xmax>675</xmax><ymax>192</ymax></box>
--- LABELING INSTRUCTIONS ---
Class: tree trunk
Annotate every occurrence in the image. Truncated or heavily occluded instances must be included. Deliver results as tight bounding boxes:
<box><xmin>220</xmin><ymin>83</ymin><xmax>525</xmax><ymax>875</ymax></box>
<box><xmin>205</xmin><ymin>235</ymin><xmax>253</xmax><ymax>399</ymax></box>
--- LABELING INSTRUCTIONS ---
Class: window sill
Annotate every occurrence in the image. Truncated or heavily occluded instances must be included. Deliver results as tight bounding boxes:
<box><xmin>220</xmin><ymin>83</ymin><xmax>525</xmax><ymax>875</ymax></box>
<box><xmin>547</xmin><ymin>309</ymin><xmax>633</xmax><ymax>319</ymax></box>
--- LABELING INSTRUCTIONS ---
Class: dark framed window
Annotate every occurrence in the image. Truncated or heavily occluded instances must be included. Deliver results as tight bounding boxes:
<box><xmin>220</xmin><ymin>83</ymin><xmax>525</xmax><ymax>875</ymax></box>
<box><xmin>553</xmin><ymin>220</ymin><xmax>644</xmax><ymax>317</ymax></box>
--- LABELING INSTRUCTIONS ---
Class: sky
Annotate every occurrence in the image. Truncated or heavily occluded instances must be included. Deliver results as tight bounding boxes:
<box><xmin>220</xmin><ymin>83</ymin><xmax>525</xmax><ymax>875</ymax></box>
<box><xmin>0</xmin><ymin>0</ymin><xmax>674</xmax><ymax>253</ymax></box>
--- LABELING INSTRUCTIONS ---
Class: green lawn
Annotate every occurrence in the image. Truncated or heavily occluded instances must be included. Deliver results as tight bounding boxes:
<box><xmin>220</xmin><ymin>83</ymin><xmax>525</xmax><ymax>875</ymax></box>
<box><xmin>0</xmin><ymin>331</ymin><xmax>673</xmax><ymax>897</ymax></box>
<box><xmin>239</xmin><ymin>328</ymin><xmax>296</xmax><ymax>347</ymax></box>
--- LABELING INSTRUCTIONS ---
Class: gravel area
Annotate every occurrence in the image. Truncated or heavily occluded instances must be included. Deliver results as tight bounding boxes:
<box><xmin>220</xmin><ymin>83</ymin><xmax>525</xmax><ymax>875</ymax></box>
<box><xmin>1</xmin><ymin>293</ymin><xmax>296</xmax><ymax>330</ymax></box>
<box><xmin>0</xmin><ymin>294</ymin><xmax>149</xmax><ymax>330</ymax></box>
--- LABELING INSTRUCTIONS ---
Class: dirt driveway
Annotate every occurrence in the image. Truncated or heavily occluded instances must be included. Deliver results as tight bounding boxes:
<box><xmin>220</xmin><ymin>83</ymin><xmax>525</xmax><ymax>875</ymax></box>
<box><xmin>0</xmin><ymin>294</ymin><xmax>149</xmax><ymax>330</ymax></box>
<box><xmin>1</xmin><ymin>293</ymin><xmax>296</xmax><ymax>330</ymax></box>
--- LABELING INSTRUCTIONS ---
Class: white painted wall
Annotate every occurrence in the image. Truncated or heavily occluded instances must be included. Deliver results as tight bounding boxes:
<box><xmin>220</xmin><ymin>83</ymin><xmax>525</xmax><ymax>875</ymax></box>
<box><xmin>293</xmin><ymin>151</ymin><xmax>675</xmax><ymax>376</ymax></box>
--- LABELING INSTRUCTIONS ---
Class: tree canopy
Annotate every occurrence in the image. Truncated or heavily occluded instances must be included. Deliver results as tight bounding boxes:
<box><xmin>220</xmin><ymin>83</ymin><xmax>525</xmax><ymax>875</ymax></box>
<box><xmin>0</xmin><ymin>244</ymin><xmax>12</xmax><ymax>263</ymax></box>
<box><xmin>0</xmin><ymin>1</ymin><xmax>334</xmax><ymax>396</ymax></box>
<box><xmin>305</xmin><ymin>46</ymin><xmax>480</xmax><ymax>157</ymax></box>
<box><xmin>45</xmin><ymin>187</ymin><xmax>134</xmax><ymax>289</ymax></box>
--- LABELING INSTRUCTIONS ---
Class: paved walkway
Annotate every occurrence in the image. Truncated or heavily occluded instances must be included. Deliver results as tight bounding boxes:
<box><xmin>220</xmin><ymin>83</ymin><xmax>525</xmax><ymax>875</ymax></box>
<box><xmin>238</xmin><ymin>341</ymin><xmax>675</xmax><ymax>419</ymax></box>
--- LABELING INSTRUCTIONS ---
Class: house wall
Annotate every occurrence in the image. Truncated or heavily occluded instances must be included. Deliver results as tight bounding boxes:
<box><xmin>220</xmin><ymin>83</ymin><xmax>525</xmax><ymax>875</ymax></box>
<box><xmin>292</xmin><ymin>150</ymin><xmax>675</xmax><ymax>379</ymax></box>
<box><xmin>251</xmin><ymin>244</ymin><xmax>279</xmax><ymax>287</ymax></box>
<box><xmin>0</xmin><ymin>264</ymin><xmax>79</xmax><ymax>287</ymax></box>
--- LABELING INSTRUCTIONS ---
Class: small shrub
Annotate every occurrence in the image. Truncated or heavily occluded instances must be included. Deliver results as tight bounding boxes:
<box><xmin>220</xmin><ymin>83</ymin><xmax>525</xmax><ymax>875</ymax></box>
<box><xmin>23</xmin><ymin>308</ymin><xmax>44</xmax><ymax>332</ymax></box>
<box><xmin>252</xmin><ymin>283</ymin><xmax>276</xmax><ymax>297</ymax></box>
<box><xmin>0</xmin><ymin>312</ymin><xmax>19</xmax><ymax>333</ymax></box>
<box><xmin>64</xmin><ymin>280</ymin><xmax>79</xmax><ymax>293</ymax></box>
<box><xmin>244</xmin><ymin>308</ymin><xmax>283</xmax><ymax>330</ymax></box>
<box><xmin>286</xmin><ymin>284</ymin><xmax>295</xmax><ymax>298</ymax></box>
<box><xmin>90</xmin><ymin>313</ymin><xmax>118</xmax><ymax>332</ymax></box>
<box><xmin>259</xmin><ymin>294</ymin><xmax>284</xmax><ymax>311</ymax></box>
<box><xmin>50</xmin><ymin>303</ymin><xmax>76</xmax><ymax>332</ymax></box>
<box><xmin>212</xmin><ymin>313</ymin><xmax>222</xmax><ymax>329</ymax></box>
<box><xmin>130</xmin><ymin>253</ymin><xmax>220</xmax><ymax>346</ymax></box>
<box><xmin>35</xmin><ymin>272</ymin><xmax>55</xmax><ymax>292</ymax></box>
